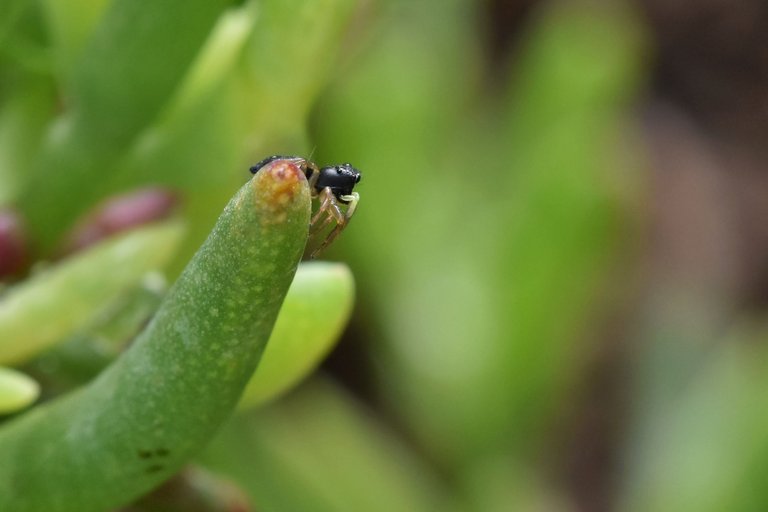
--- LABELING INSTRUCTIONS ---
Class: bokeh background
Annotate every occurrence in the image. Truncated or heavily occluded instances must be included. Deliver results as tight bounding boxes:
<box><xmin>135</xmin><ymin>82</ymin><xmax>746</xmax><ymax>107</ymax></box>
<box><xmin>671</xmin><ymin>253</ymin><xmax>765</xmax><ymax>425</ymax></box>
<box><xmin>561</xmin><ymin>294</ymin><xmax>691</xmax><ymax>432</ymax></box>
<box><xmin>2</xmin><ymin>0</ymin><xmax>768</xmax><ymax>510</ymax></box>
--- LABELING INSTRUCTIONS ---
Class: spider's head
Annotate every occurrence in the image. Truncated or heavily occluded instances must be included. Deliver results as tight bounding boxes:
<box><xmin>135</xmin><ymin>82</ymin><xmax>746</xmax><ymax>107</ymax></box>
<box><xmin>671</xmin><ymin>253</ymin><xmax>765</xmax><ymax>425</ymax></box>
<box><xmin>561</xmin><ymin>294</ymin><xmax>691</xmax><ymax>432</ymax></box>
<box><xmin>315</xmin><ymin>164</ymin><xmax>361</xmax><ymax>199</ymax></box>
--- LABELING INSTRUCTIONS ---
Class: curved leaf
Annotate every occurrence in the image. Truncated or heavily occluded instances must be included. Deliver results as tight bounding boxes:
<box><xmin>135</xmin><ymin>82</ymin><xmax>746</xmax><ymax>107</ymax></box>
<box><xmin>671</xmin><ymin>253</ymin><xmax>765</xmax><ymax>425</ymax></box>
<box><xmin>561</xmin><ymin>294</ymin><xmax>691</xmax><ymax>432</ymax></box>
<box><xmin>239</xmin><ymin>261</ymin><xmax>354</xmax><ymax>409</ymax></box>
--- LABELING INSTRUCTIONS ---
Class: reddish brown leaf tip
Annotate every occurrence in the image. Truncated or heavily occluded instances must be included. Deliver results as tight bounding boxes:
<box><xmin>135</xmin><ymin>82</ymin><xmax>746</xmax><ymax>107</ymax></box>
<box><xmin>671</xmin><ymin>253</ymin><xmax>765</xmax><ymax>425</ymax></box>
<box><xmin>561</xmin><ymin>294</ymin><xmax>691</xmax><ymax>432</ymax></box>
<box><xmin>252</xmin><ymin>160</ymin><xmax>309</xmax><ymax>223</ymax></box>
<box><xmin>0</xmin><ymin>209</ymin><xmax>29</xmax><ymax>279</ymax></box>
<box><xmin>61</xmin><ymin>187</ymin><xmax>179</xmax><ymax>255</ymax></box>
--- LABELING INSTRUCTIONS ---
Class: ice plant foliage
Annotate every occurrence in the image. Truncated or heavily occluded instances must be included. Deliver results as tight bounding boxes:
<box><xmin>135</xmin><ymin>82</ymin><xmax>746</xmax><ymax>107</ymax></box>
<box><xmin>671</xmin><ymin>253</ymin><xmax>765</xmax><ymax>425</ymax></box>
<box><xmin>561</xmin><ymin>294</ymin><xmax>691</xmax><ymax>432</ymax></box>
<box><xmin>0</xmin><ymin>161</ymin><xmax>311</xmax><ymax>511</ymax></box>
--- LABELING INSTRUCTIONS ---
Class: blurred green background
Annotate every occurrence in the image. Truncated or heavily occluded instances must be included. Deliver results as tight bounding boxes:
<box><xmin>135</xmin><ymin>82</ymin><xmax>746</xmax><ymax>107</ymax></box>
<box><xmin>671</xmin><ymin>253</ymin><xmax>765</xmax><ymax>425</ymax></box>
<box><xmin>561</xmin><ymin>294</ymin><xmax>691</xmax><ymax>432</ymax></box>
<box><xmin>3</xmin><ymin>0</ymin><xmax>768</xmax><ymax>510</ymax></box>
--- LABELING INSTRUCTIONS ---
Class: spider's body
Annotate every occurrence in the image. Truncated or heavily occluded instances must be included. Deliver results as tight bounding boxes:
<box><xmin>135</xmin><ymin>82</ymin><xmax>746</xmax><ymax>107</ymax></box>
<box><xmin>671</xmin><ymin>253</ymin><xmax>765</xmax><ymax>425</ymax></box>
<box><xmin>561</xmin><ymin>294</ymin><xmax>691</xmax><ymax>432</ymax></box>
<box><xmin>249</xmin><ymin>155</ymin><xmax>311</xmax><ymax>176</ymax></box>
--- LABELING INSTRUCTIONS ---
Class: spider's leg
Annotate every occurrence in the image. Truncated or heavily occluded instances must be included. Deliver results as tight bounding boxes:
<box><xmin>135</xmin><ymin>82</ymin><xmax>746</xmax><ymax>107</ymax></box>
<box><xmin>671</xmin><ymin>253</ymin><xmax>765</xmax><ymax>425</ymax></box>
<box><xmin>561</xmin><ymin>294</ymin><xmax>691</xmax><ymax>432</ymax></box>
<box><xmin>309</xmin><ymin>192</ymin><xmax>359</xmax><ymax>258</ymax></box>
<box><xmin>305</xmin><ymin>163</ymin><xmax>321</xmax><ymax>192</ymax></box>
<box><xmin>339</xmin><ymin>192</ymin><xmax>359</xmax><ymax>222</ymax></box>
<box><xmin>310</xmin><ymin>188</ymin><xmax>346</xmax><ymax>235</ymax></box>
<box><xmin>311</xmin><ymin>187</ymin><xmax>337</xmax><ymax>225</ymax></box>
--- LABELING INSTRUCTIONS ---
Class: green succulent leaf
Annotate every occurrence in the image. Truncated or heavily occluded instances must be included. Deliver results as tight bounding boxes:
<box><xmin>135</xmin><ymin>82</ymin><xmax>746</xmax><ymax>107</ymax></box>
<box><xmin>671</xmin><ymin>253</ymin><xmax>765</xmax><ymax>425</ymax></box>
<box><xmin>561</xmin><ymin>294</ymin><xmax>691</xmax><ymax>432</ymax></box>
<box><xmin>0</xmin><ymin>161</ymin><xmax>311</xmax><ymax>511</ymax></box>
<box><xmin>0</xmin><ymin>220</ymin><xmax>184</xmax><ymax>366</ymax></box>
<box><xmin>204</xmin><ymin>377</ymin><xmax>447</xmax><ymax>512</ymax></box>
<box><xmin>0</xmin><ymin>367</ymin><xmax>39</xmax><ymax>415</ymax></box>
<box><xmin>239</xmin><ymin>261</ymin><xmax>355</xmax><ymax>409</ymax></box>
<box><xmin>20</xmin><ymin>0</ymin><xmax>231</xmax><ymax>247</ymax></box>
